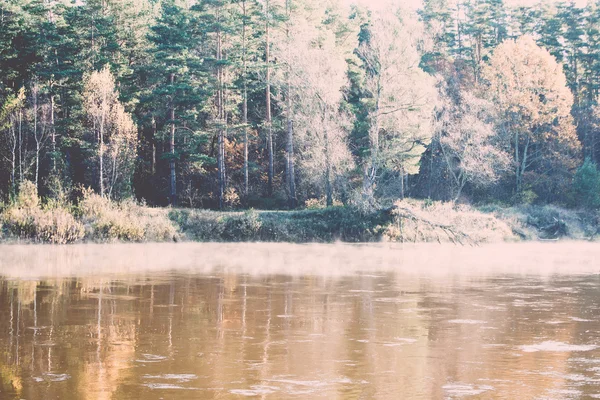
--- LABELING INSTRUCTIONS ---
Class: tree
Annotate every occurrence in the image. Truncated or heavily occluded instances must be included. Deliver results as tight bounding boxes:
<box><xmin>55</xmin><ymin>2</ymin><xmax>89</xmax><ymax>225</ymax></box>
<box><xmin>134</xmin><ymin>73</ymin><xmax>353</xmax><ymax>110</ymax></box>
<box><xmin>83</xmin><ymin>66</ymin><xmax>137</xmax><ymax>198</ymax></box>
<box><xmin>358</xmin><ymin>10</ymin><xmax>437</xmax><ymax>202</ymax></box>
<box><xmin>437</xmin><ymin>84</ymin><xmax>510</xmax><ymax>201</ymax></box>
<box><xmin>278</xmin><ymin>0</ymin><xmax>355</xmax><ymax>206</ymax></box>
<box><xmin>483</xmin><ymin>35</ymin><xmax>582</xmax><ymax>199</ymax></box>
<box><xmin>0</xmin><ymin>88</ymin><xmax>26</xmax><ymax>197</ymax></box>
<box><xmin>148</xmin><ymin>1</ymin><xmax>203</xmax><ymax>205</ymax></box>
<box><xmin>106</xmin><ymin>102</ymin><xmax>137</xmax><ymax>198</ymax></box>
<box><xmin>573</xmin><ymin>157</ymin><xmax>600</xmax><ymax>209</ymax></box>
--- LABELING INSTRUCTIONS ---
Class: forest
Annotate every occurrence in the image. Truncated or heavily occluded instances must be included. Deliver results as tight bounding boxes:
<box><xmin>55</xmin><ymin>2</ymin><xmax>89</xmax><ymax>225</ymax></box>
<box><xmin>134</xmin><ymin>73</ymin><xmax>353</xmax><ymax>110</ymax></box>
<box><xmin>1</xmin><ymin>0</ymin><xmax>600</xmax><ymax>213</ymax></box>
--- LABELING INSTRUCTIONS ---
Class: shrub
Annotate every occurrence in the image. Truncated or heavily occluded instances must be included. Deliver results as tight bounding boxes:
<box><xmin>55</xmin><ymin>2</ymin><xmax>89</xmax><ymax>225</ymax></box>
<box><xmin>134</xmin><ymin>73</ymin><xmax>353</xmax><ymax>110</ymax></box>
<box><xmin>573</xmin><ymin>157</ymin><xmax>600</xmax><ymax>209</ymax></box>
<box><xmin>79</xmin><ymin>189</ymin><xmax>176</xmax><ymax>242</ymax></box>
<box><xmin>222</xmin><ymin>210</ymin><xmax>262</xmax><ymax>241</ymax></box>
<box><xmin>16</xmin><ymin>180</ymin><xmax>39</xmax><ymax>209</ymax></box>
<box><xmin>383</xmin><ymin>199</ymin><xmax>516</xmax><ymax>243</ymax></box>
<box><xmin>224</xmin><ymin>187</ymin><xmax>241</xmax><ymax>209</ymax></box>
<box><xmin>1</xmin><ymin>181</ymin><xmax>84</xmax><ymax>244</ymax></box>
<box><xmin>304</xmin><ymin>198</ymin><xmax>324</xmax><ymax>209</ymax></box>
<box><xmin>33</xmin><ymin>207</ymin><xmax>85</xmax><ymax>244</ymax></box>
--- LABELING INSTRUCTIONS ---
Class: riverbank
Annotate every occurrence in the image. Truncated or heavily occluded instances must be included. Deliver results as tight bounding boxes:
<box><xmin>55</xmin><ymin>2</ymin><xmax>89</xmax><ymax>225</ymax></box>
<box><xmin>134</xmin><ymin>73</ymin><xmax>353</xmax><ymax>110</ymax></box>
<box><xmin>0</xmin><ymin>186</ymin><xmax>597</xmax><ymax>244</ymax></box>
<box><xmin>169</xmin><ymin>200</ymin><xmax>599</xmax><ymax>244</ymax></box>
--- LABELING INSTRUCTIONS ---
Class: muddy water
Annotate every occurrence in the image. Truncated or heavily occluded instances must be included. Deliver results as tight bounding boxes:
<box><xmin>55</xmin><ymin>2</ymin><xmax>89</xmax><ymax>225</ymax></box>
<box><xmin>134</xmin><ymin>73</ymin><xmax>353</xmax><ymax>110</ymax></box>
<box><xmin>0</xmin><ymin>242</ymin><xmax>600</xmax><ymax>399</ymax></box>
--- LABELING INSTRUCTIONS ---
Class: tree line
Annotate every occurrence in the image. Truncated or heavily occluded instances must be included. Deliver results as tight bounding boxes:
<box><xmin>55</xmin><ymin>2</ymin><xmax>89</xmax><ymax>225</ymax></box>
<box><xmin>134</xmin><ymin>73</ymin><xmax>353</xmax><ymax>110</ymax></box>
<box><xmin>0</xmin><ymin>0</ymin><xmax>599</xmax><ymax>209</ymax></box>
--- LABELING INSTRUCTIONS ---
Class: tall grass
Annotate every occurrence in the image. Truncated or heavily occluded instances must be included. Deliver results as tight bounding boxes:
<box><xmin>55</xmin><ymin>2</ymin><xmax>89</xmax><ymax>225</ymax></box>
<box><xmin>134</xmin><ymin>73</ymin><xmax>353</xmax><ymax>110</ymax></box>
<box><xmin>1</xmin><ymin>181</ymin><xmax>84</xmax><ymax>244</ymax></box>
<box><xmin>78</xmin><ymin>188</ymin><xmax>177</xmax><ymax>242</ymax></box>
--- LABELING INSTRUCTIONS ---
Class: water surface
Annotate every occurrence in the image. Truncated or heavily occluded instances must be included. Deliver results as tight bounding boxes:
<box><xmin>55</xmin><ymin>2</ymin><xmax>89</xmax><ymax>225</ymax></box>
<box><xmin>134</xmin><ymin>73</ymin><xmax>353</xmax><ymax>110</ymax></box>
<box><xmin>0</xmin><ymin>242</ymin><xmax>599</xmax><ymax>399</ymax></box>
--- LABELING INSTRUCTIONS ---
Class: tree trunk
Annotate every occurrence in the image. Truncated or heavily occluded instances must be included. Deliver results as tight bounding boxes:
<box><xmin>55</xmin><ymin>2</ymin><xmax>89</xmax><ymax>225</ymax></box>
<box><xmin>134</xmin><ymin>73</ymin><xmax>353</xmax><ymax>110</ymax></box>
<box><xmin>514</xmin><ymin>129</ymin><xmax>520</xmax><ymax>195</ymax></box>
<box><xmin>265</xmin><ymin>0</ymin><xmax>274</xmax><ymax>196</ymax></box>
<box><xmin>242</xmin><ymin>0</ymin><xmax>249</xmax><ymax>198</ymax></box>
<box><xmin>518</xmin><ymin>136</ymin><xmax>530</xmax><ymax>198</ymax></box>
<box><xmin>10</xmin><ymin>124</ymin><xmax>16</xmax><ymax>196</ymax></box>
<box><xmin>35</xmin><ymin>142</ymin><xmax>40</xmax><ymax>189</ymax></box>
<box><xmin>285</xmin><ymin>0</ymin><xmax>296</xmax><ymax>208</ymax></box>
<box><xmin>170</xmin><ymin>73</ymin><xmax>176</xmax><ymax>205</ymax></box>
<box><xmin>50</xmin><ymin>94</ymin><xmax>56</xmax><ymax>172</ymax></box>
<box><xmin>287</xmin><ymin>118</ymin><xmax>296</xmax><ymax>208</ymax></box>
<box><xmin>400</xmin><ymin>168</ymin><xmax>405</xmax><ymax>200</ymax></box>
<box><xmin>216</xmin><ymin>14</ymin><xmax>225</xmax><ymax>209</ymax></box>
<box><xmin>324</xmin><ymin>121</ymin><xmax>332</xmax><ymax>207</ymax></box>
<box><xmin>99</xmin><ymin>112</ymin><xmax>105</xmax><ymax>197</ymax></box>
<box><xmin>363</xmin><ymin>81</ymin><xmax>381</xmax><ymax>199</ymax></box>
<box><xmin>151</xmin><ymin>117</ymin><xmax>156</xmax><ymax>175</ymax></box>
<box><xmin>33</xmin><ymin>89</ymin><xmax>39</xmax><ymax>187</ymax></box>
<box><xmin>18</xmin><ymin>109</ymin><xmax>23</xmax><ymax>184</ymax></box>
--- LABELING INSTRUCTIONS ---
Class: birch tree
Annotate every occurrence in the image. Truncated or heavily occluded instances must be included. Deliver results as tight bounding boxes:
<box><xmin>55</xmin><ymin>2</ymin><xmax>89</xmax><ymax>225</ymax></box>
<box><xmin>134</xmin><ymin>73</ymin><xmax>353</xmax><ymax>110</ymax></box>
<box><xmin>83</xmin><ymin>66</ymin><xmax>138</xmax><ymax>198</ymax></box>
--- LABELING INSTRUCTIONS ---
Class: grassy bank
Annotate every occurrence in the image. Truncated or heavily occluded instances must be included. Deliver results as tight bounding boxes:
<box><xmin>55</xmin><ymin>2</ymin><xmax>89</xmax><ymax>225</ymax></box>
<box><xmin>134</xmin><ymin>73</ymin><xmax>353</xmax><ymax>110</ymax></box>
<box><xmin>169</xmin><ymin>200</ymin><xmax>599</xmax><ymax>245</ymax></box>
<box><xmin>1</xmin><ymin>182</ymin><xmax>597</xmax><ymax>244</ymax></box>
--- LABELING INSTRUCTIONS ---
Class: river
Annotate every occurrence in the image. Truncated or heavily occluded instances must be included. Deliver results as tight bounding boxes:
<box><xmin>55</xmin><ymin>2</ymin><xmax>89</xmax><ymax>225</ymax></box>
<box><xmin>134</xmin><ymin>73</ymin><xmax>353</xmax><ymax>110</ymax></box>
<box><xmin>0</xmin><ymin>242</ymin><xmax>599</xmax><ymax>399</ymax></box>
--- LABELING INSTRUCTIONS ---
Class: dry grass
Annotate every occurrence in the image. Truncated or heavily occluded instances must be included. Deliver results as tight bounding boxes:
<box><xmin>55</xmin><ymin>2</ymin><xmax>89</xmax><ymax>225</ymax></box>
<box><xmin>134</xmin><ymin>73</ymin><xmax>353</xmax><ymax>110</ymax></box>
<box><xmin>1</xmin><ymin>181</ymin><xmax>84</xmax><ymax>244</ymax></box>
<box><xmin>383</xmin><ymin>199</ymin><xmax>517</xmax><ymax>244</ymax></box>
<box><xmin>78</xmin><ymin>189</ymin><xmax>177</xmax><ymax>242</ymax></box>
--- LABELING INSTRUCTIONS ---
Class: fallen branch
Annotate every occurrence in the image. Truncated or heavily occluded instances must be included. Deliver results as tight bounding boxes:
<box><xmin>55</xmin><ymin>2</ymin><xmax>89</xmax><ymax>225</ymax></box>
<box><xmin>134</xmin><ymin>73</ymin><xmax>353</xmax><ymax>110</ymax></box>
<box><xmin>392</xmin><ymin>206</ymin><xmax>478</xmax><ymax>246</ymax></box>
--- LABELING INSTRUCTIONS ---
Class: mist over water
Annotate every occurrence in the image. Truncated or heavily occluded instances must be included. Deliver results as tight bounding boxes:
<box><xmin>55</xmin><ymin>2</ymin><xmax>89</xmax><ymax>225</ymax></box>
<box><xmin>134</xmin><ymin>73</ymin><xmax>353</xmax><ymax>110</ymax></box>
<box><xmin>0</xmin><ymin>242</ymin><xmax>600</xmax><ymax>399</ymax></box>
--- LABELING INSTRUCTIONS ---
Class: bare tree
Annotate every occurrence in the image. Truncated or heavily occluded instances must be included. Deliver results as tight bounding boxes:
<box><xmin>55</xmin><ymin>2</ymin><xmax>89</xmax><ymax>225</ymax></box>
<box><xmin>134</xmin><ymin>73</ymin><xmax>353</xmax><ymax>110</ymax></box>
<box><xmin>437</xmin><ymin>86</ymin><xmax>511</xmax><ymax>201</ymax></box>
<box><xmin>275</xmin><ymin>0</ymin><xmax>354</xmax><ymax>206</ymax></box>
<box><xmin>358</xmin><ymin>10</ymin><xmax>437</xmax><ymax>203</ymax></box>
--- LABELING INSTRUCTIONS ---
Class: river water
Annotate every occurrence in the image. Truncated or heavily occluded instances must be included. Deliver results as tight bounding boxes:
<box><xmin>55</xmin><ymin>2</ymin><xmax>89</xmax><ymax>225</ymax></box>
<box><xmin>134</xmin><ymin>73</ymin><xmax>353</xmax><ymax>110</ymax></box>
<box><xmin>0</xmin><ymin>242</ymin><xmax>599</xmax><ymax>399</ymax></box>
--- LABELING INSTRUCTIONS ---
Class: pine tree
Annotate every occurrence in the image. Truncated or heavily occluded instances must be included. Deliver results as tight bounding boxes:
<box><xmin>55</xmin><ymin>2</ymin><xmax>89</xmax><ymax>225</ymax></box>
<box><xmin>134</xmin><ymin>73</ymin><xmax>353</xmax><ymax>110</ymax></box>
<box><xmin>148</xmin><ymin>1</ymin><xmax>204</xmax><ymax>205</ymax></box>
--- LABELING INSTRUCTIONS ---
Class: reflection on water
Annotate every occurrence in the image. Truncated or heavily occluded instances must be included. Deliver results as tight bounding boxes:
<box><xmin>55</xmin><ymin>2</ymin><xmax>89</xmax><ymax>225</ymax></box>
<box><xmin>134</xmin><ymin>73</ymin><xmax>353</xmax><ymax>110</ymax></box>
<box><xmin>0</xmin><ymin>243</ymin><xmax>600</xmax><ymax>399</ymax></box>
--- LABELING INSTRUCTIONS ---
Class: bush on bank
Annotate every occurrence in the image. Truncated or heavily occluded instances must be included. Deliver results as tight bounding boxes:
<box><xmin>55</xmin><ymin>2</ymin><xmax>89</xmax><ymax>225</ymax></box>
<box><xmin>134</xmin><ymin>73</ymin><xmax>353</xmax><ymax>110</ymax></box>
<box><xmin>78</xmin><ymin>188</ymin><xmax>177</xmax><ymax>242</ymax></box>
<box><xmin>1</xmin><ymin>181</ymin><xmax>84</xmax><ymax>244</ymax></box>
<box><xmin>168</xmin><ymin>206</ymin><xmax>391</xmax><ymax>242</ymax></box>
<box><xmin>1</xmin><ymin>181</ymin><xmax>597</xmax><ymax>244</ymax></box>
<box><xmin>0</xmin><ymin>181</ymin><xmax>176</xmax><ymax>243</ymax></box>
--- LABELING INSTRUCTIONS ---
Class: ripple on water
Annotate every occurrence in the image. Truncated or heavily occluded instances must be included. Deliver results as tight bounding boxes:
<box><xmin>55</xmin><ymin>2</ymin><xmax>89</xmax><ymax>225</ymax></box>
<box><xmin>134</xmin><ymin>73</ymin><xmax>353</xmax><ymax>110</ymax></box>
<box><xmin>520</xmin><ymin>341</ymin><xmax>598</xmax><ymax>353</ymax></box>
<box><xmin>143</xmin><ymin>374</ymin><xmax>197</xmax><ymax>383</ymax></box>
<box><xmin>443</xmin><ymin>383</ymin><xmax>493</xmax><ymax>397</ymax></box>
<box><xmin>136</xmin><ymin>354</ymin><xmax>168</xmax><ymax>363</ymax></box>
<box><xmin>546</xmin><ymin>388</ymin><xmax>583</xmax><ymax>398</ymax></box>
<box><xmin>447</xmin><ymin>319</ymin><xmax>486</xmax><ymax>325</ymax></box>
<box><xmin>230</xmin><ymin>386</ymin><xmax>279</xmax><ymax>396</ymax></box>
<box><xmin>142</xmin><ymin>383</ymin><xmax>199</xmax><ymax>390</ymax></box>
<box><xmin>383</xmin><ymin>337</ymin><xmax>418</xmax><ymax>347</ymax></box>
<box><xmin>33</xmin><ymin>373</ymin><xmax>70</xmax><ymax>383</ymax></box>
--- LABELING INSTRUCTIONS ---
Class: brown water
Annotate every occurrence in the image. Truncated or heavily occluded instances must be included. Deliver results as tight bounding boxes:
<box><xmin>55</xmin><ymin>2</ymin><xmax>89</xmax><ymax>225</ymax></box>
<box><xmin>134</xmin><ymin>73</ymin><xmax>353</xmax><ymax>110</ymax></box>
<box><xmin>0</xmin><ymin>242</ymin><xmax>600</xmax><ymax>399</ymax></box>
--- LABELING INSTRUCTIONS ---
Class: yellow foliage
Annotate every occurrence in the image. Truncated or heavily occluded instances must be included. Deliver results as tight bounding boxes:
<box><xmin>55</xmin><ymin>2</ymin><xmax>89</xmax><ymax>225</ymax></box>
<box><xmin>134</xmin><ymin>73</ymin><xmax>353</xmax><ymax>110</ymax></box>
<box><xmin>2</xmin><ymin>183</ymin><xmax>84</xmax><ymax>244</ymax></box>
<box><xmin>79</xmin><ymin>189</ymin><xmax>176</xmax><ymax>242</ymax></box>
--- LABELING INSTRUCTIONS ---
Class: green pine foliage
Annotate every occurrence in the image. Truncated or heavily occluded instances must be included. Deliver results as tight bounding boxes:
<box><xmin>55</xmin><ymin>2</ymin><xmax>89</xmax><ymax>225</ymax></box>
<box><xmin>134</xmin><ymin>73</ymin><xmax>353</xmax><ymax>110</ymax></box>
<box><xmin>573</xmin><ymin>157</ymin><xmax>600</xmax><ymax>209</ymax></box>
<box><xmin>1</xmin><ymin>0</ymin><xmax>600</xmax><ymax>212</ymax></box>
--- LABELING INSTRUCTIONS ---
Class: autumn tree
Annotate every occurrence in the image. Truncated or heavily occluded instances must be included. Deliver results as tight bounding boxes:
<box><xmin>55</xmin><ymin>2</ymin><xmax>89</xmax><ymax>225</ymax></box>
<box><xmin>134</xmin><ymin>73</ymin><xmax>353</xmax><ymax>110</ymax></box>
<box><xmin>83</xmin><ymin>66</ymin><xmax>137</xmax><ymax>198</ymax></box>
<box><xmin>0</xmin><ymin>88</ymin><xmax>26</xmax><ymax>197</ymax></box>
<box><xmin>283</xmin><ymin>10</ymin><xmax>354</xmax><ymax>205</ymax></box>
<box><xmin>483</xmin><ymin>35</ymin><xmax>582</xmax><ymax>200</ymax></box>
<box><xmin>437</xmin><ymin>83</ymin><xmax>510</xmax><ymax>201</ymax></box>
<box><xmin>358</xmin><ymin>10</ymin><xmax>437</xmax><ymax>202</ymax></box>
